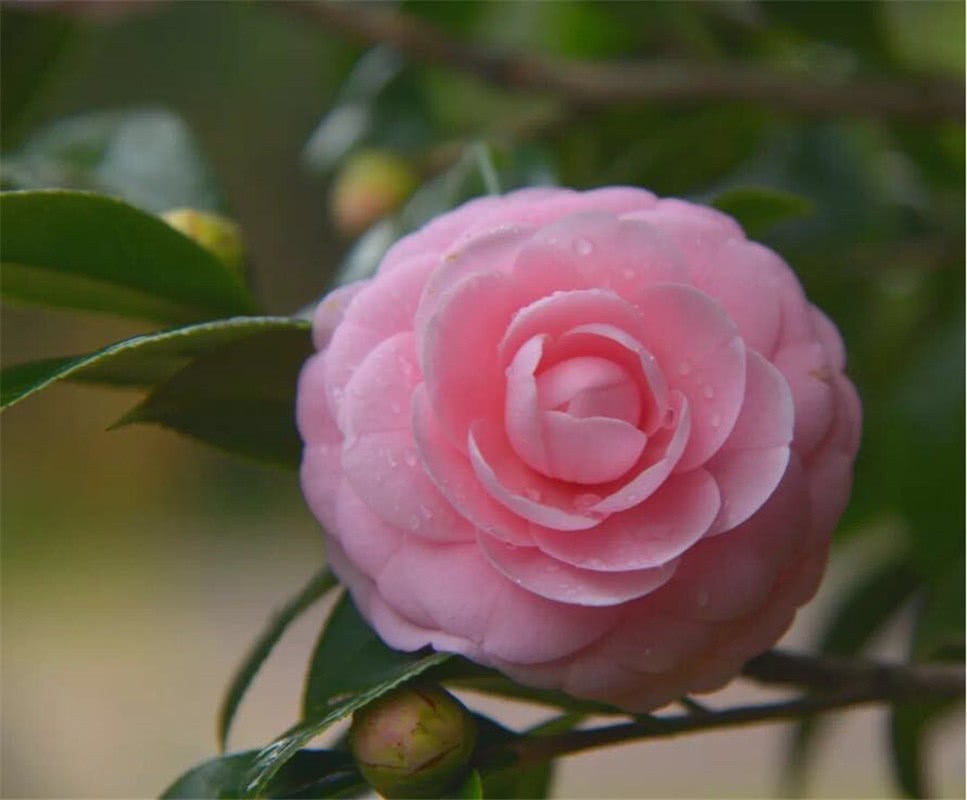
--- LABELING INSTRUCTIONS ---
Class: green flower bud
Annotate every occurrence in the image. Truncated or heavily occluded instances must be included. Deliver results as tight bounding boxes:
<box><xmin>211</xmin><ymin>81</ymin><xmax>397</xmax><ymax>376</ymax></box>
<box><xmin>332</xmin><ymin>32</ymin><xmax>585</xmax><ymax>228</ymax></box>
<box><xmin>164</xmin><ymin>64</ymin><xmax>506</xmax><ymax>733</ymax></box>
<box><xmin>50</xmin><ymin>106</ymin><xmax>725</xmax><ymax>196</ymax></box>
<box><xmin>350</xmin><ymin>684</ymin><xmax>477</xmax><ymax>799</ymax></box>
<box><xmin>330</xmin><ymin>150</ymin><xmax>418</xmax><ymax>235</ymax></box>
<box><xmin>161</xmin><ymin>208</ymin><xmax>245</xmax><ymax>279</ymax></box>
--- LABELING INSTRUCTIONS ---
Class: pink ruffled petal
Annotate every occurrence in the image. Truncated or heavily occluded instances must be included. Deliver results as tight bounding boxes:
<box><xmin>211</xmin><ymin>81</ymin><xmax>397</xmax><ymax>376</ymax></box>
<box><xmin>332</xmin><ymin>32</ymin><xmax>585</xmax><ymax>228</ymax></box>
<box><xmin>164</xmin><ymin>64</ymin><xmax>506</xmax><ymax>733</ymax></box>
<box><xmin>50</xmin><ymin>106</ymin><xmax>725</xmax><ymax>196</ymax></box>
<box><xmin>504</xmin><ymin>334</ymin><xmax>551</xmax><ymax>474</ymax></box>
<box><xmin>324</xmin><ymin>253</ymin><xmax>436</xmax><ymax>418</ymax></box>
<box><xmin>548</xmin><ymin>324</ymin><xmax>666</xmax><ymax>433</ymax></box>
<box><xmin>311</xmin><ymin>280</ymin><xmax>368</xmax><ymax>350</ymax></box>
<box><xmin>412</xmin><ymin>385</ymin><xmax>535</xmax><ymax>546</ymax></box>
<box><xmin>511</xmin><ymin>212</ymin><xmax>686</xmax><ymax>305</ymax></box>
<box><xmin>590</xmin><ymin>390</ymin><xmax>691</xmax><ymax>515</ymax></box>
<box><xmin>479</xmin><ymin>534</ymin><xmax>678</xmax><ymax>606</ymax></box>
<box><xmin>296</xmin><ymin>352</ymin><xmax>339</xmax><ymax>444</ymax></box>
<box><xmin>342</xmin><ymin>428</ymin><xmax>476</xmax><ymax>542</ymax></box>
<box><xmin>413</xmin><ymin>223</ymin><xmax>536</xmax><ymax>344</ymax></box>
<box><xmin>301</xmin><ymin>443</ymin><xmax>343</xmax><ymax>533</ymax></box>
<box><xmin>531</xmin><ymin>469</ymin><xmax>720</xmax><ymax>571</ymax></box>
<box><xmin>773</xmin><ymin>341</ymin><xmax>836</xmax><ymax>456</ymax></box>
<box><xmin>373</xmin><ymin>534</ymin><xmax>617</xmax><ymax>664</ymax></box>
<box><xmin>809</xmin><ymin>304</ymin><xmax>847</xmax><ymax>372</ymax></box>
<box><xmin>341</xmin><ymin>332</ymin><xmax>421</xmax><ymax>438</ymax></box>
<box><xmin>637</xmin><ymin>284</ymin><xmax>746</xmax><ymax>471</ymax></box>
<box><xmin>596</xmin><ymin>605</ymin><xmax>712</xmax><ymax>674</ymax></box>
<box><xmin>704</xmin><ymin>351</ymin><xmax>794</xmax><ymax>535</ymax></box>
<box><xmin>537</xmin><ymin>355</ymin><xmax>640</xmax><ymax>423</ymax></box>
<box><xmin>468</xmin><ymin>419</ymin><xmax>603</xmax><ymax>530</ymax></box>
<box><xmin>420</xmin><ymin>272</ymin><xmax>513</xmax><ymax>450</ymax></box>
<box><xmin>541</xmin><ymin>410</ymin><xmax>646</xmax><ymax>484</ymax></box>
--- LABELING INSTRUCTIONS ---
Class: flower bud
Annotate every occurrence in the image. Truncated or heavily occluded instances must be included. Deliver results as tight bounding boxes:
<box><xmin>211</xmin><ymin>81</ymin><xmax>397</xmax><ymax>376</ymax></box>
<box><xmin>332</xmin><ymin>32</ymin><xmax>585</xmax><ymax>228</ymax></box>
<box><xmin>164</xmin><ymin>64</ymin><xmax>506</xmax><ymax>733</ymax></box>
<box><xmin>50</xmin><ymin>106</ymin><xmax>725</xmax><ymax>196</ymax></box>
<box><xmin>350</xmin><ymin>684</ymin><xmax>477</xmax><ymax>799</ymax></box>
<box><xmin>330</xmin><ymin>150</ymin><xmax>418</xmax><ymax>236</ymax></box>
<box><xmin>161</xmin><ymin>208</ymin><xmax>245</xmax><ymax>279</ymax></box>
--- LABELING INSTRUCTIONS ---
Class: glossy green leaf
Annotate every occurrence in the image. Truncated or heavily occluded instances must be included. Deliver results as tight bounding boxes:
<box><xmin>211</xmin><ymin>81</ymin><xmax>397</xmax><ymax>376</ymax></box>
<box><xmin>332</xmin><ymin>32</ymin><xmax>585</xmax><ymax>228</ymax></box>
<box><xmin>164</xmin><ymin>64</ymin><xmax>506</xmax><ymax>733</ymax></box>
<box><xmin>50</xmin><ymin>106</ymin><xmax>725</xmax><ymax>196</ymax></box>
<box><xmin>783</xmin><ymin>554</ymin><xmax>920</xmax><ymax>794</ymax></box>
<box><xmin>161</xmin><ymin>748</ymin><xmax>363</xmax><ymax>799</ymax></box>
<box><xmin>219</xmin><ymin>566</ymin><xmax>338</xmax><ymax>752</ymax></box>
<box><xmin>2</xmin><ymin>316</ymin><xmax>305</xmax><ymax>411</ymax></box>
<box><xmin>303</xmin><ymin>592</ymin><xmax>436</xmax><ymax>718</ymax></box>
<box><xmin>1</xmin><ymin>190</ymin><xmax>257</xmax><ymax>323</ymax></box>
<box><xmin>244</xmin><ymin>651</ymin><xmax>452</xmax><ymax>797</ymax></box>
<box><xmin>456</xmin><ymin>770</ymin><xmax>484</xmax><ymax>799</ymax></box>
<box><xmin>2</xmin><ymin>108</ymin><xmax>219</xmax><ymax>212</ymax></box>
<box><xmin>116</xmin><ymin>324</ymin><xmax>313</xmax><ymax>467</ymax></box>
<box><xmin>711</xmin><ymin>185</ymin><xmax>815</xmax><ymax>239</ymax></box>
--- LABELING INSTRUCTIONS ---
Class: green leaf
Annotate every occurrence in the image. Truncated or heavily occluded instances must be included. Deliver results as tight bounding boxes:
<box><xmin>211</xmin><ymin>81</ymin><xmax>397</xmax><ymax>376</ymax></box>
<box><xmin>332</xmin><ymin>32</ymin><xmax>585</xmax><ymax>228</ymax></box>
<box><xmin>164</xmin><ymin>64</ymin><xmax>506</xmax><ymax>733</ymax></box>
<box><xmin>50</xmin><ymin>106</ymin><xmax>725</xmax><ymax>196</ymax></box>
<box><xmin>889</xmin><ymin>699</ymin><xmax>957</xmax><ymax>799</ymax></box>
<box><xmin>783</xmin><ymin>554</ymin><xmax>920</xmax><ymax>794</ymax></box>
<box><xmin>219</xmin><ymin>566</ymin><xmax>339</xmax><ymax>752</ymax></box>
<box><xmin>244</xmin><ymin>652</ymin><xmax>452</xmax><ymax>798</ymax></box>
<box><xmin>303</xmin><ymin>592</ymin><xmax>438</xmax><ymax>718</ymax></box>
<box><xmin>2</xmin><ymin>108</ymin><xmax>219</xmax><ymax>213</ymax></box>
<box><xmin>456</xmin><ymin>770</ymin><xmax>484</xmax><ymax>799</ymax></box>
<box><xmin>0</xmin><ymin>190</ymin><xmax>257</xmax><ymax>323</ymax></box>
<box><xmin>161</xmin><ymin>748</ymin><xmax>364</xmax><ymax>799</ymax></box>
<box><xmin>711</xmin><ymin>185</ymin><xmax>815</xmax><ymax>239</ymax></box>
<box><xmin>116</xmin><ymin>324</ymin><xmax>313</xmax><ymax>467</ymax></box>
<box><xmin>435</xmin><ymin>657</ymin><xmax>626</xmax><ymax>716</ymax></box>
<box><xmin>2</xmin><ymin>316</ymin><xmax>305</xmax><ymax>411</ymax></box>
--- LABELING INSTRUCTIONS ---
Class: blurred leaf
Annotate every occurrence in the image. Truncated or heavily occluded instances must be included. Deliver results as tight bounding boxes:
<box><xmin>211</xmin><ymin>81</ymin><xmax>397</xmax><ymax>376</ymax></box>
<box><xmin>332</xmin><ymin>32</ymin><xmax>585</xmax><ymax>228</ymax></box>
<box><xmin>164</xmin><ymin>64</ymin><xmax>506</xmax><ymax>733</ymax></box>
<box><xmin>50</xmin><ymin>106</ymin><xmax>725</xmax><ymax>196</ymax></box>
<box><xmin>711</xmin><ymin>185</ymin><xmax>815</xmax><ymax>238</ymax></box>
<box><xmin>219</xmin><ymin>566</ymin><xmax>338</xmax><ymax>752</ymax></box>
<box><xmin>912</xmin><ymin>564</ymin><xmax>966</xmax><ymax>662</ymax></box>
<box><xmin>882</xmin><ymin>1</ymin><xmax>965</xmax><ymax>77</ymax></box>
<box><xmin>161</xmin><ymin>748</ymin><xmax>363</xmax><ymax>799</ymax></box>
<box><xmin>434</xmin><ymin>657</ymin><xmax>625</xmax><ymax>716</ymax></box>
<box><xmin>0</xmin><ymin>6</ymin><xmax>76</xmax><ymax>149</ymax></box>
<box><xmin>0</xmin><ymin>190</ymin><xmax>257</xmax><ymax>323</ymax></box>
<box><xmin>244</xmin><ymin>652</ymin><xmax>452</xmax><ymax>797</ymax></box>
<box><xmin>2</xmin><ymin>108</ymin><xmax>219</xmax><ymax>212</ymax></box>
<box><xmin>784</xmin><ymin>554</ymin><xmax>920</xmax><ymax>794</ymax></box>
<box><xmin>303</xmin><ymin>592</ymin><xmax>437</xmax><ymax>718</ymax></box>
<box><xmin>2</xmin><ymin>316</ymin><xmax>303</xmax><ymax>410</ymax></box>
<box><xmin>456</xmin><ymin>770</ymin><xmax>484</xmax><ymax>799</ymax></box>
<box><xmin>116</xmin><ymin>325</ymin><xmax>313</xmax><ymax>467</ymax></box>
<box><xmin>889</xmin><ymin>698</ymin><xmax>958</xmax><ymax>799</ymax></box>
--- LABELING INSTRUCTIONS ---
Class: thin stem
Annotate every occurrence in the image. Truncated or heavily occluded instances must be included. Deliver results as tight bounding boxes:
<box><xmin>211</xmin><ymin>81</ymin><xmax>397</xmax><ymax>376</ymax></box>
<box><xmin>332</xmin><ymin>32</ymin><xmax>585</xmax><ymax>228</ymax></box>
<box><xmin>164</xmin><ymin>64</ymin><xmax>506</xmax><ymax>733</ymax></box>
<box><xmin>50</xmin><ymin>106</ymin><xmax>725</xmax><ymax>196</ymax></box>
<box><xmin>288</xmin><ymin>1</ymin><xmax>963</xmax><ymax>123</ymax></box>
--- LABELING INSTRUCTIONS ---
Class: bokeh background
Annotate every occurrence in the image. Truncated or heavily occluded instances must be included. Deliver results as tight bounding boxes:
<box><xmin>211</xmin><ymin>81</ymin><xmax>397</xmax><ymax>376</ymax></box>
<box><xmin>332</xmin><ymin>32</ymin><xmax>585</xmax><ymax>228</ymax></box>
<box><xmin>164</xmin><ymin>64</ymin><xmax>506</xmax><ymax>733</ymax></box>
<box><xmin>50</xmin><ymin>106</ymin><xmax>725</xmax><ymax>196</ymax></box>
<box><xmin>2</xmin><ymin>1</ymin><xmax>963</xmax><ymax>797</ymax></box>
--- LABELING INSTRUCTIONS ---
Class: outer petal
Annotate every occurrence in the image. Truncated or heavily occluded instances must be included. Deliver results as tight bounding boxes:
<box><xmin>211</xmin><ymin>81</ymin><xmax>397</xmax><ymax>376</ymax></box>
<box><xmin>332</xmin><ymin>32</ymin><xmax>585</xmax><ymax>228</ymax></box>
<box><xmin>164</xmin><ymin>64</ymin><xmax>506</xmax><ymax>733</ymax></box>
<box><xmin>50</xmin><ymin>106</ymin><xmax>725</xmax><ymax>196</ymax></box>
<box><xmin>774</xmin><ymin>340</ymin><xmax>836</xmax><ymax>456</ymax></box>
<box><xmin>478</xmin><ymin>534</ymin><xmax>679</xmax><ymax>607</ymax></box>
<box><xmin>341</xmin><ymin>331</ymin><xmax>421</xmax><ymax>438</ymax></box>
<box><xmin>311</xmin><ymin>280</ymin><xmax>368</xmax><ymax>350</ymax></box>
<box><xmin>531</xmin><ymin>469</ymin><xmax>720</xmax><ymax>571</ymax></box>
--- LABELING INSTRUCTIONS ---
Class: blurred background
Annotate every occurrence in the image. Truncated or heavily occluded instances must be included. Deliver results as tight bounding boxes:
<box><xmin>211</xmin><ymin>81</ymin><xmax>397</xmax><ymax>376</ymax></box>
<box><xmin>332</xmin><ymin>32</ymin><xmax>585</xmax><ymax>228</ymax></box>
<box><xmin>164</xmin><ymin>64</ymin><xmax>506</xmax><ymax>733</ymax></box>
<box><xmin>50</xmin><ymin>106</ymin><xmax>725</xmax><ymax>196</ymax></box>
<box><xmin>1</xmin><ymin>1</ymin><xmax>963</xmax><ymax>797</ymax></box>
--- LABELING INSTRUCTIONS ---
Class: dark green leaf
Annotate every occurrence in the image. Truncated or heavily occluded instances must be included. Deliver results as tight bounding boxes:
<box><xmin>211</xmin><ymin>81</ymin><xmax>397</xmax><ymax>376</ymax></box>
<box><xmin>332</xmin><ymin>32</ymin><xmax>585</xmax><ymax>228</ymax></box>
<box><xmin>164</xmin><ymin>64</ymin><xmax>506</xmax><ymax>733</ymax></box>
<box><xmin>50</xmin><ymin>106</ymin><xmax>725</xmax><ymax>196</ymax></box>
<box><xmin>244</xmin><ymin>651</ymin><xmax>452</xmax><ymax>798</ymax></box>
<box><xmin>116</xmin><ymin>324</ymin><xmax>313</xmax><ymax>467</ymax></box>
<box><xmin>711</xmin><ymin>185</ymin><xmax>815</xmax><ymax>239</ymax></box>
<box><xmin>889</xmin><ymin>699</ymin><xmax>957</xmax><ymax>799</ymax></box>
<box><xmin>456</xmin><ymin>770</ymin><xmax>484</xmax><ymax>799</ymax></box>
<box><xmin>0</xmin><ymin>7</ymin><xmax>75</xmax><ymax>149</ymax></box>
<box><xmin>2</xmin><ymin>316</ymin><xmax>305</xmax><ymax>410</ymax></box>
<box><xmin>161</xmin><ymin>748</ymin><xmax>363</xmax><ymax>799</ymax></box>
<box><xmin>783</xmin><ymin>554</ymin><xmax>919</xmax><ymax>794</ymax></box>
<box><xmin>219</xmin><ymin>566</ymin><xmax>339</xmax><ymax>752</ymax></box>
<box><xmin>2</xmin><ymin>108</ymin><xmax>219</xmax><ymax>212</ymax></box>
<box><xmin>1</xmin><ymin>190</ymin><xmax>257</xmax><ymax>323</ymax></box>
<box><xmin>912</xmin><ymin>565</ymin><xmax>966</xmax><ymax>662</ymax></box>
<box><xmin>303</xmin><ymin>592</ymin><xmax>436</xmax><ymax>718</ymax></box>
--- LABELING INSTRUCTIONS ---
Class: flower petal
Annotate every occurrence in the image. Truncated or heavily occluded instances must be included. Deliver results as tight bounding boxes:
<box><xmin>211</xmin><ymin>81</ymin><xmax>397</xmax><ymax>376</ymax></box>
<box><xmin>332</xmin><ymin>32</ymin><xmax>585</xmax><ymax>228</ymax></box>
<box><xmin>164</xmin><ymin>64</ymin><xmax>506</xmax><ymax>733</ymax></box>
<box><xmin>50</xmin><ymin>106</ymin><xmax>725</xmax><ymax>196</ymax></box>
<box><xmin>531</xmin><ymin>469</ymin><xmax>720</xmax><ymax>571</ymax></box>
<box><xmin>541</xmin><ymin>410</ymin><xmax>646</xmax><ymax>484</ymax></box>
<box><xmin>478</xmin><ymin>534</ymin><xmax>678</xmax><ymax>607</ymax></box>
<box><xmin>341</xmin><ymin>331</ymin><xmax>421</xmax><ymax>438</ymax></box>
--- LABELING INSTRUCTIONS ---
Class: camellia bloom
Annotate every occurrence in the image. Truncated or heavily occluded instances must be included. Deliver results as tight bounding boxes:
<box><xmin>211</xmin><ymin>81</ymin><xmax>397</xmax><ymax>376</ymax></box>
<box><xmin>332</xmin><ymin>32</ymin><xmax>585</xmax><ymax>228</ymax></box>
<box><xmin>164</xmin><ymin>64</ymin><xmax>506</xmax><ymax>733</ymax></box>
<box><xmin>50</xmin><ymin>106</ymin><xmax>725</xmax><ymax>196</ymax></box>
<box><xmin>297</xmin><ymin>187</ymin><xmax>861</xmax><ymax>712</ymax></box>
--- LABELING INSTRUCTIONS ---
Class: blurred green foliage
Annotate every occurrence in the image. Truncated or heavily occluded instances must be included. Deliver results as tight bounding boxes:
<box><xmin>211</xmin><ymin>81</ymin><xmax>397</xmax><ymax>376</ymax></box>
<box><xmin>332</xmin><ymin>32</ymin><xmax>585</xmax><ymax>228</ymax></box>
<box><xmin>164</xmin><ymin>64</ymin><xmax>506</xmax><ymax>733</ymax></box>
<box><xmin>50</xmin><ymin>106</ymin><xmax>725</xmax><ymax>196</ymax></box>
<box><xmin>2</xmin><ymin>1</ymin><xmax>962</xmax><ymax>798</ymax></box>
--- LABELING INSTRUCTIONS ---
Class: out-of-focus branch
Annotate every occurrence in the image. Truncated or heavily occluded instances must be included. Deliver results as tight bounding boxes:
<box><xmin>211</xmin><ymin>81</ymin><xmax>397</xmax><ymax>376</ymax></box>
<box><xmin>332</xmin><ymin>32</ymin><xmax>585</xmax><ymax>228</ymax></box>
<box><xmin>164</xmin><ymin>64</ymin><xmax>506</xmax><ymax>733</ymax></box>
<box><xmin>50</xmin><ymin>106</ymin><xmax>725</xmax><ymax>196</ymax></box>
<box><xmin>290</xmin><ymin>1</ymin><xmax>963</xmax><ymax>123</ymax></box>
<box><xmin>502</xmin><ymin>651</ymin><xmax>964</xmax><ymax>768</ymax></box>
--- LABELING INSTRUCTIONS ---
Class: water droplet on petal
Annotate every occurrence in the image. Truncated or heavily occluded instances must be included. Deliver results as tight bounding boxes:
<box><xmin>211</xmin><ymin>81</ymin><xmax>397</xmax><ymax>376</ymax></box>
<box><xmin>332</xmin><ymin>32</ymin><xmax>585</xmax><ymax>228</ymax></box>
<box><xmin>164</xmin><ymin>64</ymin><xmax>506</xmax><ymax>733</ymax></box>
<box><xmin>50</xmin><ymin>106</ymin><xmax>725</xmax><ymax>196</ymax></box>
<box><xmin>710</xmin><ymin>413</ymin><xmax>721</xmax><ymax>428</ymax></box>
<box><xmin>697</xmin><ymin>590</ymin><xmax>710</xmax><ymax>607</ymax></box>
<box><xmin>622</xmin><ymin>267</ymin><xmax>636</xmax><ymax>280</ymax></box>
<box><xmin>524</xmin><ymin>487</ymin><xmax>542</xmax><ymax>502</ymax></box>
<box><xmin>662</xmin><ymin>407</ymin><xmax>678</xmax><ymax>428</ymax></box>
<box><xmin>574</xmin><ymin>492</ymin><xmax>601</xmax><ymax>511</ymax></box>
<box><xmin>573</xmin><ymin>237</ymin><xmax>594</xmax><ymax>256</ymax></box>
<box><xmin>419</xmin><ymin>505</ymin><xmax>434</xmax><ymax>520</ymax></box>
<box><xmin>702</xmin><ymin>385</ymin><xmax>714</xmax><ymax>400</ymax></box>
<box><xmin>390</xmin><ymin>401</ymin><xmax>401</xmax><ymax>414</ymax></box>
<box><xmin>678</xmin><ymin>360</ymin><xmax>692</xmax><ymax>376</ymax></box>
<box><xmin>403</xmin><ymin>448</ymin><xmax>418</xmax><ymax>467</ymax></box>
<box><xmin>408</xmin><ymin>515</ymin><xmax>421</xmax><ymax>531</ymax></box>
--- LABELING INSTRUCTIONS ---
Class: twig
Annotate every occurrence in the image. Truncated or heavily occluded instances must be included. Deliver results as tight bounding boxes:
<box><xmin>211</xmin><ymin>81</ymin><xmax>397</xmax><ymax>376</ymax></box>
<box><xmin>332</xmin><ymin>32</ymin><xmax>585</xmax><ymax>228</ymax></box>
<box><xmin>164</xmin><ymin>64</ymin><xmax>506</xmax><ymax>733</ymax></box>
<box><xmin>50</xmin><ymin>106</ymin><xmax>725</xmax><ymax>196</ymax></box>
<box><xmin>289</xmin><ymin>1</ymin><xmax>963</xmax><ymax>123</ymax></box>
<box><xmin>507</xmin><ymin>657</ymin><xmax>964</xmax><ymax>768</ymax></box>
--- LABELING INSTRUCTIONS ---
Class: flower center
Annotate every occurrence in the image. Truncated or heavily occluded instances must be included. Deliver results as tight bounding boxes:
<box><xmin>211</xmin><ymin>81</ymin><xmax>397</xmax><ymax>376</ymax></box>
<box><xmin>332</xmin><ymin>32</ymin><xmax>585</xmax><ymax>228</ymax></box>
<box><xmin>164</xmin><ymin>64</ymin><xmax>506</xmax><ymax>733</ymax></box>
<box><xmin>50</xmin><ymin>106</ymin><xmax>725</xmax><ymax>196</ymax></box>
<box><xmin>535</xmin><ymin>356</ymin><xmax>641</xmax><ymax>426</ymax></box>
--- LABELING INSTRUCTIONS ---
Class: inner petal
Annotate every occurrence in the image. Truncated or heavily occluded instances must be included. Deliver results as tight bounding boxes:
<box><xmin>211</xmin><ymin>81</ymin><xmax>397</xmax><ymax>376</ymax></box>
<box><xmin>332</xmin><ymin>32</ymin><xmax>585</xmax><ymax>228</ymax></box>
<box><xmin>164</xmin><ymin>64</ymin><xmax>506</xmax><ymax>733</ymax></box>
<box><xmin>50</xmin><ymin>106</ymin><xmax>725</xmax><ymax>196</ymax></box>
<box><xmin>537</xmin><ymin>356</ymin><xmax>641</xmax><ymax>425</ymax></box>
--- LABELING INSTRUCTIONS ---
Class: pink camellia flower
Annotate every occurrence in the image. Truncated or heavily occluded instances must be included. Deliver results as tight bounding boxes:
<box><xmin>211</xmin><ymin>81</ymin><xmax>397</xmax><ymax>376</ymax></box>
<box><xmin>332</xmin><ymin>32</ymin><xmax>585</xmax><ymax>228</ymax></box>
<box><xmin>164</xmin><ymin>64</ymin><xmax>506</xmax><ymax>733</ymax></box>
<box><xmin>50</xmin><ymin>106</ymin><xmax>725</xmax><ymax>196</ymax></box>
<box><xmin>297</xmin><ymin>187</ymin><xmax>861</xmax><ymax>711</ymax></box>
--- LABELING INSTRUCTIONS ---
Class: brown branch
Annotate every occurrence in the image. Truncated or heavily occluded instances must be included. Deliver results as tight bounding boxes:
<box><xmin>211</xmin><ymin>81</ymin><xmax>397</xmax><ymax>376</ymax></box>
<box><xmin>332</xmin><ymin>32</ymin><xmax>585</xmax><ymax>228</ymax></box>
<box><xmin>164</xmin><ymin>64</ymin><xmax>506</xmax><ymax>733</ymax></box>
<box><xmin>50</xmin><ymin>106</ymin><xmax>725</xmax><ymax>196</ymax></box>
<box><xmin>290</xmin><ymin>1</ymin><xmax>963</xmax><ymax>123</ymax></box>
<box><xmin>505</xmin><ymin>653</ymin><xmax>964</xmax><ymax>768</ymax></box>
